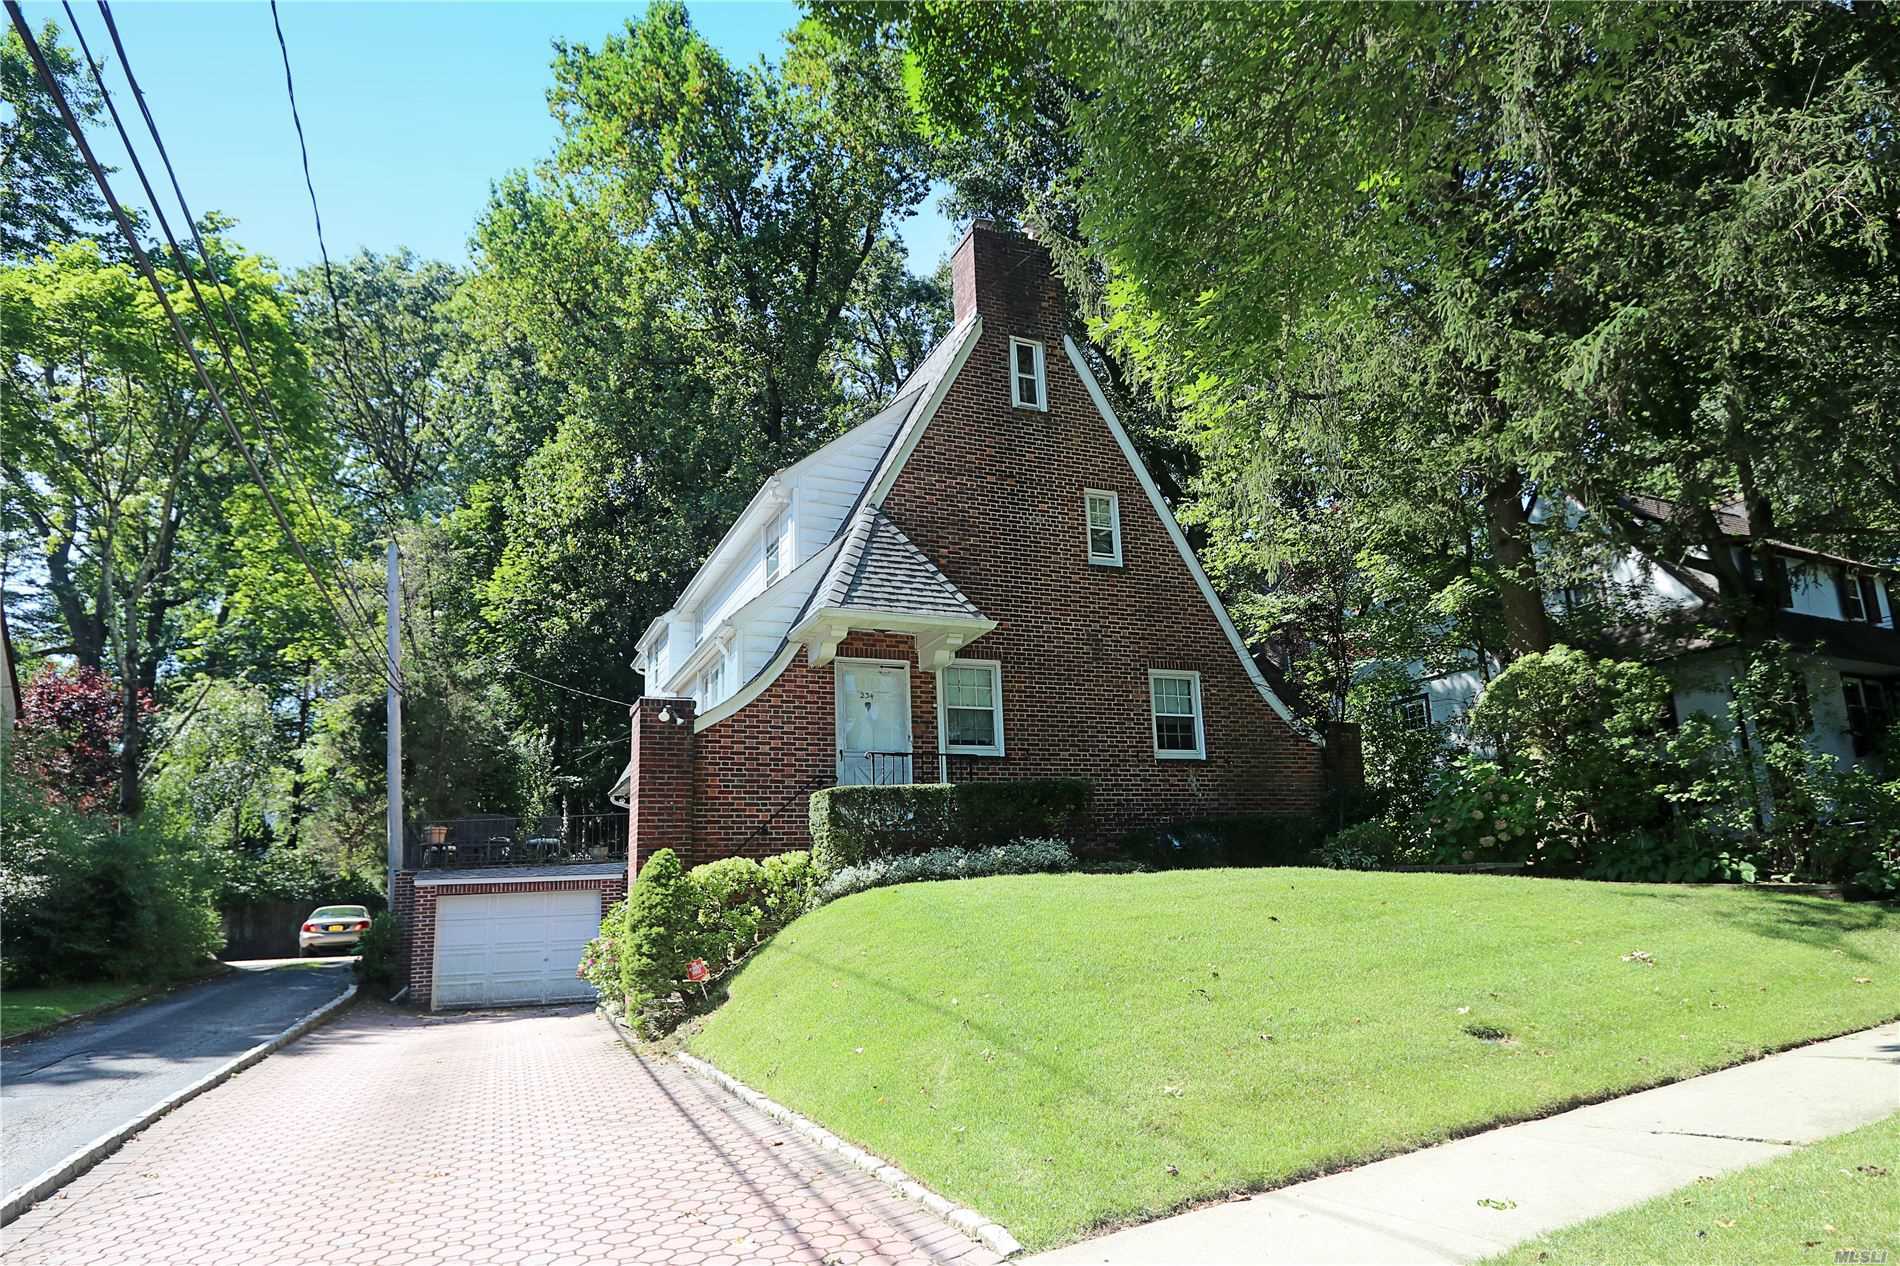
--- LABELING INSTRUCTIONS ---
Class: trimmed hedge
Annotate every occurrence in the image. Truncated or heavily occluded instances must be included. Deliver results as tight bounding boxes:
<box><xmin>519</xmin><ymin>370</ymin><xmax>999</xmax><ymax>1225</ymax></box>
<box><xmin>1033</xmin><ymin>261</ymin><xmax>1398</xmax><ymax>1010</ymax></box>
<box><xmin>1117</xmin><ymin>812</ymin><xmax>1325</xmax><ymax>870</ymax></box>
<box><xmin>809</xmin><ymin>779</ymin><xmax>1090</xmax><ymax>872</ymax></box>
<box><xmin>599</xmin><ymin>847</ymin><xmax>818</xmax><ymax>1034</ymax></box>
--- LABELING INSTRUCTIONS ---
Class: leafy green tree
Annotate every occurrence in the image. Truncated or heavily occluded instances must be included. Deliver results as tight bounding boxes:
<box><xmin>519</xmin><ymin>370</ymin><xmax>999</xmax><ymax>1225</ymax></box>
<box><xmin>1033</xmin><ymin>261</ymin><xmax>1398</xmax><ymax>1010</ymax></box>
<box><xmin>0</xmin><ymin>237</ymin><xmax>317</xmax><ymax>811</ymax></box>
<box><xmin>451</xmin><ymin>1</ymin><xmax>944</xmax><ymax>805</ymax></box>
<box><xmin>0</xmin><ymin>21</ymin><xmax>111</xmax><ymax>259</ymax></box>
<box><xmin>861</xmin><ymin>2</ymin><xmax>1900</xmax><ymax>668</ymax></box>
<box><xmin>146</xmin><ymin>677</ymin><xmax>281</xmax><ymax>851</ymax></box>
<box><xmin>288</xmin><ymin>249</ymin><xmax>468</xmax><ymax>527</ymax></box>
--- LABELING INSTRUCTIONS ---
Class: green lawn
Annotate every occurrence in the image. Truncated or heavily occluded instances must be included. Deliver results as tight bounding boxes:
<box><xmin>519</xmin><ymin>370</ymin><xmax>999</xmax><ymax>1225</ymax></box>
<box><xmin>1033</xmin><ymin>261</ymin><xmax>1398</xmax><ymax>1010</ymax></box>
<box><xmin>1487</xmin><ymin>1111</ymin><xmax>1900</xmax><ymax>1264</ymax></box>
<box><xmin>1</xmin><ymin>981</ymin><xmax>146</xmax><ymax>1040</ymax></box>
<box><xmin>687</xmin><ymin>869</ymin><xmax>1900</xmax><ymax>1249</ymax></box>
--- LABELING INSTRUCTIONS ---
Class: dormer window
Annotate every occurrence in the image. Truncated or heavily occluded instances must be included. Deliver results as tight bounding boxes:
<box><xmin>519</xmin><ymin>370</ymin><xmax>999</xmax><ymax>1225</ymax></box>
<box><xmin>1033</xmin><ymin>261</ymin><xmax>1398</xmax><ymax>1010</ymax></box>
<box><xmin>1010</xmin><ymin>337</ymin><xmax>1046</xmax><ymax>411</ymax></box>
<box><xmin>1841</xmin><ymin>570</ymin><xmax>1884</xmax><ymax>624</ymax></box>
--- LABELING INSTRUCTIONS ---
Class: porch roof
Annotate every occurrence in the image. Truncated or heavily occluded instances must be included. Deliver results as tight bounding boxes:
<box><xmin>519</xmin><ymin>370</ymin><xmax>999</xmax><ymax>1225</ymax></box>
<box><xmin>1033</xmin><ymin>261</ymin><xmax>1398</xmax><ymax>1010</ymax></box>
<box><xmin>788</xmin><ymin>507</ymin><xmax>996</xmax><ymax>669</ymax></box>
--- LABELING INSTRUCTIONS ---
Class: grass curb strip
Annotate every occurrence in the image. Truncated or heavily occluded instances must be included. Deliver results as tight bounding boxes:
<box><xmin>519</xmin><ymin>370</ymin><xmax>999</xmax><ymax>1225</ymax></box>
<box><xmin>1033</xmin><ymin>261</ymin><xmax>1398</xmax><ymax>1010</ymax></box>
<box><xmin>0</xmin><ymin>978</ymin><xmax>358</xmax><ymax>1227</ymax></box>
<box><xmin>0</xmin><ymin>963</ymin><xmax>236</xmax><ymax>1047</ymax></box>
<box><xmin>602</xmin><ymin>1011</ymin><xmax>1022</xmax><ymax>1258</ymax></box>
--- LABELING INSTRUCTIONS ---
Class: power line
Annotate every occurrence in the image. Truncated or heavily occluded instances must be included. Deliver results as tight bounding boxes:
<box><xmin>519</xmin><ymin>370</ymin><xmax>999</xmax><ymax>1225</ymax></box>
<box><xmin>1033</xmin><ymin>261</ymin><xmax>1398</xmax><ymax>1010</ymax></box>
<box><xmin>6</xmin><ymin>2</ymin><xmax>399</xmax><ymax>695</ymax></box>
<box><xmin>57</xmin><ymin>1</ymin><xmax>395</xmax><ymax>691</ymax></box>
<box><xmin>502</xmin><ymin>666</ymin><xmax>637</xmax><ymax>710</ymax></box>
<box><xmin>268</xmin><ymin>0</ymin><xmax>380</xmax><ymax>437</ymax></box>
<box><xmin>94</xmin><ymin>0</ymin><xmax>384</xmax><ymax>638</ymax></box>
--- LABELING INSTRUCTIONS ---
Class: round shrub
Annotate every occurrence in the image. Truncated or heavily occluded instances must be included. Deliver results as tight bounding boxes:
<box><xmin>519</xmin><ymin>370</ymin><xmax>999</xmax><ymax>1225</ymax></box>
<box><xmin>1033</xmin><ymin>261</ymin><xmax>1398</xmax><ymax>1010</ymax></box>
<box><xmin>618</xmin><ymin>848</ymin><xmax>697</xmax><ymax>1017</ymax></box>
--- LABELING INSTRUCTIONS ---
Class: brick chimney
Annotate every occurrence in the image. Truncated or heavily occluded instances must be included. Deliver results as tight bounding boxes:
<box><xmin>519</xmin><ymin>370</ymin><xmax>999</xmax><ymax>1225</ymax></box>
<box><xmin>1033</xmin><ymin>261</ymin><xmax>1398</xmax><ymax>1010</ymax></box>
<box><xmin>950</xmin><ymin>219</ymin><xmax>1067</xmax><ymax>335</ymax></box>
<box><xmin>627</xmin><ymin>695</ymin><xmax>694</xmax><ymax>878</ymax></box>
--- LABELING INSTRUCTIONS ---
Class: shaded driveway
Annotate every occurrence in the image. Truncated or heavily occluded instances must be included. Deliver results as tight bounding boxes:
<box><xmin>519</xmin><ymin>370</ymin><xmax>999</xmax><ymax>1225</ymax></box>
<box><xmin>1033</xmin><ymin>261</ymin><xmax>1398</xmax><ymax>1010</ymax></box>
<box><xmin>1</xmin><ymin>1003</ymin><xmax>1001</xmax><ymax>1266</ymax></box>
<box><xmin>2</xmin><ymin>960</ymin><xmax>354</xmax><ymax>1194</ymax></box>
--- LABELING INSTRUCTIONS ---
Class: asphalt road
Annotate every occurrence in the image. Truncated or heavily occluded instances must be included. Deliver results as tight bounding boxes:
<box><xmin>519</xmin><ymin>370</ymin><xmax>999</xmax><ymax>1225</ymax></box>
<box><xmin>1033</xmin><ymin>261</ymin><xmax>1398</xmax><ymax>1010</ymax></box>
<box><xmin>0</xmin><ymin>960</ymin><xmax>354</xmax><ymax>1194</ymax></box>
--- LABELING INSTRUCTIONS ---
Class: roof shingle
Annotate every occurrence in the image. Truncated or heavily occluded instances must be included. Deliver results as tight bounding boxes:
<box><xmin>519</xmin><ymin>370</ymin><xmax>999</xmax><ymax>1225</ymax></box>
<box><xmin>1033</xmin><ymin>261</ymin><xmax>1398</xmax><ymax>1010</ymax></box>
<box><xmin>811</xmin><ymin>507</ymin><xmax>986</xmax><ymax>623</ymax></box>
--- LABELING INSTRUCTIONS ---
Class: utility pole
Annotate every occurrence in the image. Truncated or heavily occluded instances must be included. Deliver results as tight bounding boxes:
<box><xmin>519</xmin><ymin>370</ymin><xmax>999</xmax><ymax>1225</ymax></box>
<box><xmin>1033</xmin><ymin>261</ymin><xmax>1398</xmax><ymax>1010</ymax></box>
<box><xmin>386</xmin><ymin>541</ymin><xmax>403</xmax><ymax>899</ymax></box>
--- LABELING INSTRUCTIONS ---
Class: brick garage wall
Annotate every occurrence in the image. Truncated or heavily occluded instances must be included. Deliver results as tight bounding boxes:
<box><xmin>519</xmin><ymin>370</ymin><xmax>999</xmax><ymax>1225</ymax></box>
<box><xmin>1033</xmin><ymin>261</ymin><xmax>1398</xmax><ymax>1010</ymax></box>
<box><xmin>886</xmin><ymin>226</ymin><xmax>1323</xmax><ymax>831</ymax></box>
<box><xmin>404</xmin><ymin>875</ymin><xmax>627</xmax><ymax>1010</ymax></box>
<box><xmin>688</xmin><ymin>631</ymin><xmax>935</xmax><ymax>867</ymax></box>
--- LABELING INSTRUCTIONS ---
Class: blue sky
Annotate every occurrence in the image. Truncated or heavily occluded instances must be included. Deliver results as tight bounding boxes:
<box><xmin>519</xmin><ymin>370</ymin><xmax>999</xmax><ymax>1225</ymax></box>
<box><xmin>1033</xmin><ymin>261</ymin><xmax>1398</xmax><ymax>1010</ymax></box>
<box><xmin>23</xmin><ymin>1</ymin><xmax>959</xmax><ymax>275</ymax></box>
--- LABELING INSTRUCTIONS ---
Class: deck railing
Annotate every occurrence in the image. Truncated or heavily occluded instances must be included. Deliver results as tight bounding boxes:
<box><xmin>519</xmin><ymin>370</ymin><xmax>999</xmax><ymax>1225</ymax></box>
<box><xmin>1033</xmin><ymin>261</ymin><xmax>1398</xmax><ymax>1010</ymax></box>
<box><xmin>407</xmin><ymin>813</ymin><xmax>628</xmax><ymax>870</ymax></box>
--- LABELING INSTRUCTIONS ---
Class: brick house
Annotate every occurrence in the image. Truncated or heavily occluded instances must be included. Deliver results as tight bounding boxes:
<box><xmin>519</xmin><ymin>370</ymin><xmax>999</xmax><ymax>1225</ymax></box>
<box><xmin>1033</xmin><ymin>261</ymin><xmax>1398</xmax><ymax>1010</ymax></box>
<box><xmin>611</xmin><ymin>223</ymin><xmax>1333</xmax><ymax>871</ymax></box>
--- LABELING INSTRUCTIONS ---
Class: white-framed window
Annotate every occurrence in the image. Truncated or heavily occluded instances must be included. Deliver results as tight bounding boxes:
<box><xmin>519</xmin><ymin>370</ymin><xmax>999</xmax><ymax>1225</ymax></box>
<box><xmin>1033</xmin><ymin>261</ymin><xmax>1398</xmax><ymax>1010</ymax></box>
<box><xmin>697</xmin><ymin>653</ymin><xmax>726</xmax><ymax>710</ymax></box>
<box><xmin>763</xmin><ymin>510</ymin><xmax>788</xmax><ymax>585</ymax></box>
<box><xmin>1148</xmin><ymin>669</ymin><xmax>1205</xmax><ymax>759</ymax></box>
<box><xmin>1398</xmin><ymin>693</ymin><xmax>1431</xmax><ymax>731</ymax></box>
<box><xmin>938</xmin><ymin>659</ymin><xmax>1004</xmax><ymax>757</ymax></box>
<box><xmin>1084</xmin><ymin>489</ymin><xmax>1122</xmax><ymax>566</ymax></box>
<box><xmin>1009</xmin><ymin>337</ymin><xmax>1046</xmax><ymax>411</ymax></box>
<box><xmin>1841</xmin><ymin>569</ymin><xmax>1884</xmax><ymax>624</ymax></box>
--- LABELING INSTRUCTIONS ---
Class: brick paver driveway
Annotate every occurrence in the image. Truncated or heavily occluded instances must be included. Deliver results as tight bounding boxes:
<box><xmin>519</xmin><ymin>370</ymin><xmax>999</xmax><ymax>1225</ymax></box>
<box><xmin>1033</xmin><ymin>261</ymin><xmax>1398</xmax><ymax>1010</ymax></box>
<box><xmin>1</xmin><ymin>1003</ymin><xmax>1001</xmax><ymax>1266</ymax></box>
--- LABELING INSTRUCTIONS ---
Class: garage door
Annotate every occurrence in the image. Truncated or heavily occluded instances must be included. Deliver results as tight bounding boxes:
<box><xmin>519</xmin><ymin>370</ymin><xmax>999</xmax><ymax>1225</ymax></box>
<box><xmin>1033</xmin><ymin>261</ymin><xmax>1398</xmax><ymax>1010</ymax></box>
<box><xmin>432</xmin><ymin>888</ymin><xmax>602</xmax><ymax>1009</ymax></box>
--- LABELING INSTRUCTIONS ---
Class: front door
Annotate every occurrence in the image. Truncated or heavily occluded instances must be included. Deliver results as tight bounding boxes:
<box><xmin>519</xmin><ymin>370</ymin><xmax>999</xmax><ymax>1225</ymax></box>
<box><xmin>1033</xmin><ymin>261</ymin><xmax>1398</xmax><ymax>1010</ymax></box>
<box><xmin>837</xmin><ymin>660</ymin><xmax>912</xmax><ymax>785</ymax></box>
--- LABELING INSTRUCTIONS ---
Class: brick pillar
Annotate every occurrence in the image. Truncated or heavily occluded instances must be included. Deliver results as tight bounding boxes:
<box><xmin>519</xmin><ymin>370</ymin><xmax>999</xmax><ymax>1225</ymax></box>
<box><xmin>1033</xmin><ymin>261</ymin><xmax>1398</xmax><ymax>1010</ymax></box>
<box><xmin>392</xmin><ymin>870</ymin><xmax>416</xmax><ymax>990</ymax></box>
<box><xmin>629</xmin><ymin>696</ymin><xmax>696</xmax><ymax>880</ymax></box>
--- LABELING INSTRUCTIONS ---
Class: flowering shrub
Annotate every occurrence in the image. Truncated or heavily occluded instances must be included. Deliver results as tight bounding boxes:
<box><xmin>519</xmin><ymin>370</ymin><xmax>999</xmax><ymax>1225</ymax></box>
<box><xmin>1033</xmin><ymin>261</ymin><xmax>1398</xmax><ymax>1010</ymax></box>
<box><xmin>1419</xmin><ymin>756</ymin><xmax>1550</xmax><ymax>865</ymax></box>
<box><xmin>595</xmin><ymin>850</ymin><xmax>817</xmax><ymax>1036</ymax></box>
<box><xmin>578</xmin><ymin>901</ymin><xmax>624</xmax><ymax>1005</ymax></box>
<box><xmin>815</xmin><ymin>838</ymin><xmax>1076</xmax><ymax>903</ymax></box>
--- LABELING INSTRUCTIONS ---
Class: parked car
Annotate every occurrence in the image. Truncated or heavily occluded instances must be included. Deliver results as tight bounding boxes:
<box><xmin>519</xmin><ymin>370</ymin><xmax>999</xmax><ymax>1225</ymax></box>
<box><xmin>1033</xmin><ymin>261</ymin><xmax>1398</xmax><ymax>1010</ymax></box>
<box><xmin>299</xmin><ymin>905</ymin><xmax>372</xmax><ymax>957</ymax></box>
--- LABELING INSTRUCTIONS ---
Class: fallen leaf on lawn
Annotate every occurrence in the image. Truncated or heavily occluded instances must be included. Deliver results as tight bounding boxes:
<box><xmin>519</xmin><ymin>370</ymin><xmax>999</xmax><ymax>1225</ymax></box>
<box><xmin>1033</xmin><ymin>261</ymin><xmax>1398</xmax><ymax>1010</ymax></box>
<box><xmin>1826</xmin><ymin>1225</ymin><xmax>1838</xmax><ymax>1233</ymax></box>
<box><xmin>1852</xmin><ymin>976</ymin><xmax>1872</xmax><ymax>984</ymax></box>
<box><xmin>1855</xmin><ymin>1164</ymin><xmax>1889</xmax><ymax>1177</ymax></box>
<box><xmin>1258</xmin><ymin>1032</ymin><xmax>1274</xmax><ymax>1042</ymax></box>
<box><xmin>852</xmin><ymin>1046</ymin><xmax>864</xmax><ymax>1054</ymax></box>
<box><xmin>1162</xmin><ymin>1085</ymin><xmax>1184</xmax><ymax>1097</ymax></box>
<box><xmin>1457</xmin><ymin>1006</ymin><xmax>1471</xmax><ymax>1015</ymax></box>
<box><xmin>1716</xmin><ymin>1219</ymin><xmax>1735</xmax><ymax>1229</ymax></box>
<box><xmin>1165</xmin><ymin>1164</ymin><xmax>1180</xmax><ymax>1176</ymax></box>
<box><xmin>1622</xmin><ymin>950</ymin><xmax>1656</xmax><ymax>966</ymax></box>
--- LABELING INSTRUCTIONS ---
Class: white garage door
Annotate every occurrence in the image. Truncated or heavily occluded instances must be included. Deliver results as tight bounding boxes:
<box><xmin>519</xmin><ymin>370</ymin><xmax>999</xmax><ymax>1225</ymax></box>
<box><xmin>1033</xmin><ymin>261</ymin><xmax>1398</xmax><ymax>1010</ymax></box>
<box><xmin>432</xmin><ymin>888</ymin><xmax>602</xmax><ymax>1009</ymax></box>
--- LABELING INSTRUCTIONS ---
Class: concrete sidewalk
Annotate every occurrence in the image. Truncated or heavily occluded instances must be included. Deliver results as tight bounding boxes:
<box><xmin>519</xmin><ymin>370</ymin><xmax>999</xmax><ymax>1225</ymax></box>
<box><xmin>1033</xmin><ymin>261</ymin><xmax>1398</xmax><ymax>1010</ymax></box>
<box><xmin>1030</xmin><ymin>1020</ymin><xmax>1900</xmax><ymax>1265</ymax></box>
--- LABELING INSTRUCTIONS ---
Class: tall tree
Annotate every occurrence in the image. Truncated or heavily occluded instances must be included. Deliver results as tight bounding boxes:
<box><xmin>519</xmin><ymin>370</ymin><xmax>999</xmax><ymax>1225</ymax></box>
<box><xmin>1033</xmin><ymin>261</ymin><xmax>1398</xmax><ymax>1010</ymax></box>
<box><xmin>0</xmin><ymin>20</ymin><xmax>111</xmax><ymax>260</ymax></box>
<box><xmin>860</xmin><ymin>1</ymin><xmax>1900</xmax><ymax>662</ymax></box>
<box><xmin>454</xmin><ymin>0</ymin><xmax>945</xmax><ymax>805</ymax></box>
<box><xmin>0</xmin><ymin>236</ymin><xmax>317</xmax><ymax>811</ymax></box>
<box><xmin>288</xmin><ymin>249</ymin><xmax>468</xmax><ymax>528</ymax></box>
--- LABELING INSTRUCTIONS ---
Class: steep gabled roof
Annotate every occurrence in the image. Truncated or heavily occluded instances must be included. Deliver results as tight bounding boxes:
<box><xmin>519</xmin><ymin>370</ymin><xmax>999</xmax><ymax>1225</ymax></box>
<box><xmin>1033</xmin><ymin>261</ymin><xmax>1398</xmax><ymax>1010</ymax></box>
<box><xmin>813</xmin><ymin>507</ymin><xmax>985</xmax><ymax>624</ymax></box>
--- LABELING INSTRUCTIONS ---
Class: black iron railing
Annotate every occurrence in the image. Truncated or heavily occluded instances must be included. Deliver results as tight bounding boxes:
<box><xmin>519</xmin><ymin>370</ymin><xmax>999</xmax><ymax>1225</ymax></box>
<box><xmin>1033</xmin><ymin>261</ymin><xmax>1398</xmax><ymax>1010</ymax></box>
<box><xmin>837</xmin><ymin>750</ymin><xmax>915</xmax><ymax>786</ymax></box>
<box><xmin>408</xmin><ymin>813</ymin><xmax>628</xmax><ymax>870</ymax></box>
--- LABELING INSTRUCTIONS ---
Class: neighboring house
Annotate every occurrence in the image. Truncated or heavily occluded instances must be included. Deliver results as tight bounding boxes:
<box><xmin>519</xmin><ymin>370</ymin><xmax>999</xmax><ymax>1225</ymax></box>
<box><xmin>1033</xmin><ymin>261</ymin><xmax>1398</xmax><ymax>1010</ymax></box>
<box><xmin>611</xmin><ymin>222</ymin><xmax>1334</xmax><ymax>870</ymax></box>
<box><xmin>1399</xmin><ymin>495</ymin><xmax>1897</xmax><ymax>766</ymax></box>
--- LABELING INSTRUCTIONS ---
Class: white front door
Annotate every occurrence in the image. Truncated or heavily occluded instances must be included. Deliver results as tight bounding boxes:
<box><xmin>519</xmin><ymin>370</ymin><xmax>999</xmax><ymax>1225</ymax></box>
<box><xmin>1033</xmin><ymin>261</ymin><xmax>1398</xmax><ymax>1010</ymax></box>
<box><xmin>836</xmin><ymin>660</ymin><xmax>912</xmax><ymax>785</ymax></box>
<box><xmin>431</xmin><ymin>888</ymin><xmax>602</xmax><ymax>1009</ymax></box>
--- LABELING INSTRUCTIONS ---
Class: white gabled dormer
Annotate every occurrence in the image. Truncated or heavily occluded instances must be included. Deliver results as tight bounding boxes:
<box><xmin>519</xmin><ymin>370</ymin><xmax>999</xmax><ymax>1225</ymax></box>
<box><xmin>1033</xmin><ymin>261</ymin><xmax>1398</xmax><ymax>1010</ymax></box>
<box><xmin>631</xmin><ymin>326</ymin><xmax>974</xmax><ymax>709</ymax></box>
